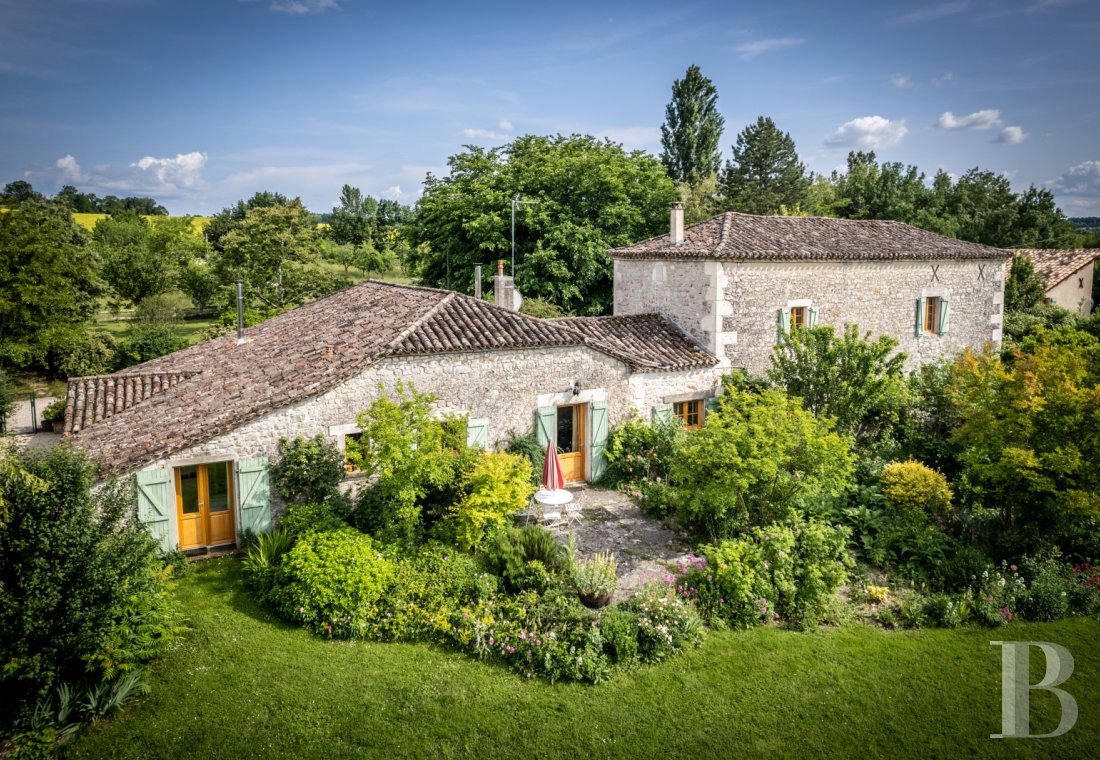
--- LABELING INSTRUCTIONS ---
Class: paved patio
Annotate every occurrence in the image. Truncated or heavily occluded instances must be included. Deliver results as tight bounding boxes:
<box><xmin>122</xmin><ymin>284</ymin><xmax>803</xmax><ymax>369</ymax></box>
<box><xmin>545</xmin><ymin>486</ymin><xmax>693</xmax><ymax>601</ymax></box>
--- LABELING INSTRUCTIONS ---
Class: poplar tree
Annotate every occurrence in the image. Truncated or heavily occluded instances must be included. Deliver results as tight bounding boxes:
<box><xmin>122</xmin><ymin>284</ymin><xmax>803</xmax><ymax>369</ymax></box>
<box><xmin>660</xmin><ymin>65</ymin><xmax>725</xmax><ymax>187</ymax></box>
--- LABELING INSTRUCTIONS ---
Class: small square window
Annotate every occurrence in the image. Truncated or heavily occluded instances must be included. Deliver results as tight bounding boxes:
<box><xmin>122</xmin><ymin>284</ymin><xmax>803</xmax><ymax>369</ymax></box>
<box><xmin>344</xmin><ymin>432</ymin><xmax>366</xmax><ymax>476</ymax></box>
<box><xmin>790</xmin><ymin>306</ymin><xmax>807</xmax><ymax>329</ymax></box>
<box><xmin>673</xmin><ymin>399</ymin><xmax>704</xmax><ymax>430</ymax></box>
<box><xmin>923</xmin><ymin>296</ymin><xmax>941</xmax><ymax>334</ymax></box>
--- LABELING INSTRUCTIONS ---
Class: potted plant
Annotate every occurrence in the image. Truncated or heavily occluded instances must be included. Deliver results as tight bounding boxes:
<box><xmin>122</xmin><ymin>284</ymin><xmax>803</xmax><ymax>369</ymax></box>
<box><xmin>40</xmin><ymin>398</ymin><xmax>67</xmax><ymax>433</ymax></box>
<box><xmin>573</xmin><ymin>551</ymin><xmax>618</xmax><ymax>609</ymax></box>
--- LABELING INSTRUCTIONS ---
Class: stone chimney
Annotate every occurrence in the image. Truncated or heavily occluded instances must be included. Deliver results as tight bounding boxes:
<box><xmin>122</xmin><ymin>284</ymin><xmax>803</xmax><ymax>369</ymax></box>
<box><xmin>670</xmin><ymin>202</ymin><xmax>684</xmax><ymax>245</ymax></box>
<box><xmin>493</xmin><ymin>259</ymin><xmax>516</xmax><ymax>310</ymax></box>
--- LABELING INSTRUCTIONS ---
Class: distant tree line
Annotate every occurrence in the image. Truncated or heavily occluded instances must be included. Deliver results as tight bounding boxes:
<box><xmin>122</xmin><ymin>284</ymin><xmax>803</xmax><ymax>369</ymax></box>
<box><xmin>1</xmin><ymin>180</ymin><xmax>168</xmax><ymax>215</ymax></box>
<box><xmin>0</xmin><ymin>182</ymin><xmax>412</xmax><ymax>386</ymax></box>
<box><xmin>658</xmin><ymin>65</ymin><xmax>1091</xmax><ymax>251</ymax></box>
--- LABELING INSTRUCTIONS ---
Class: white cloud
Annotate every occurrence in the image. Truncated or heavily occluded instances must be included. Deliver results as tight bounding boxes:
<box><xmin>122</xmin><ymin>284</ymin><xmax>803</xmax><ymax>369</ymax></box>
<box><xmin>1048</xmin><ymin>159</ymin><xmax>1100</xmax><ymax>215</ymax></box>
<box><xmin>498</xmin><ymin>119</ymin><xmax>513</xmax><ymax>131</ymax></box>
<box><xmin>935</xmin><ymin>109</ymin><xmax>1002</xmax><ymax>130</ymax></box>
<box><xmin>55</xmin><ymin>154</ymin><xmax>82</xmax><ymax>181</ymax></box>
<box><xmin>733</xmin><ymin>37</ymin><xmax>804</xmax><ymax>60</ymax></box>
<box><xmin>383</xmin><ymin>185</ymin><xmax>406</xmax><ymax>200</ymax></box>
<box><xmin>995</xmin><ymin>126</ymin><xmax>1028</xmax><ymax>144</ymax></box>
<box><xmin>269</xmin><ymin>0</ymin><xmax>338</xmax><ymax>14</ymax></box>
<box><xmin>893</xmin><ymin>1</ymin><xmax>970</xmax><ymax>24</ymax></box>
<box><xmin>825</xmin><ymin>116</ymin><xmax>908</xmax><ymax>150</ymax></box>
<box><xmin>461</xmin><ymin>127</ymin><xmax>510</xmax><ymax>141</ymax></box>
<box><xmin>600</xmin><ymin>126</ymin><xmax>661</xmax><ymax>149</ymax></box>
<box><xmin>131</xmin><ymin>152</ymin><xmax>207</xmax><ymax>189</ymax></box>
<box><xmin>931</xmin><ymin>71</ymin><xmax>954</xmax><ymax>87</ymax></box>
<box><xmin>890</xmin><ymin>74</ymin><xmax>913</xmax><ymax>89</ymax></box>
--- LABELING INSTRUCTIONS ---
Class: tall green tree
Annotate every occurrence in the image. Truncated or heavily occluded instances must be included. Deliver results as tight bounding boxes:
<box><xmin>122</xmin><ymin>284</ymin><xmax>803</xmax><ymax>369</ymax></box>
<box><xmin>204</xmin><ymin>191</ymin><xmax>290</xmax><ymax>253</ymax></box>
<box><xmin>1004</xmin><ymin>253</ymin><xmax>1046</xmax><ymax>313</ymax></box>
<box><xmin>90</xmin><ymin>214</ymin><xmax>205</xmax><ymax>306</ymax></box>
<box><xmin>832</xmin><ymin>151</ymin><xmax>929</xmax><ymax>224</ymax></box>
<box><xmin>218</xmin><ymin>199</ymin><xmax>323</xmax><ymax>309</ymax></box>
<box><xmin>409</xmin><ymin>134</ymin><xmax>677</xmax><ymax>314</ymax></box>
<box><xmin>328</xmin><ymin>184</ymin><xmax>376</xmax><ymax>252</ymax></box>
<box><xmin>659</xmin><ymin>65</ymin><xmax>725</xmax><ymax>187</ymax></box>
<box><xmin>720</xmin><ymin>116</ymin><xmax>808</xmax><ymax>215</ymax></box>
<box><xmin>0</xmin><ymin>199</ymin><xmax>99</xmax><ymax>368</ymax></box>
<box><xmin>0</xmin><ymin>180</ymin><xmax>42</xmax><ymax>206</ymax></box>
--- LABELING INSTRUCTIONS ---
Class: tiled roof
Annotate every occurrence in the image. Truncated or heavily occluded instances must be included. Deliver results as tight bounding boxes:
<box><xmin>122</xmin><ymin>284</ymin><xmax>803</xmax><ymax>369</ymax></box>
<box><xmin>609</xmin><ymin>212</ymin><xmax>1010</xmax><ymax>261</ymax></box>
<box><xmin>551</xmin><ymin>314</ymin><xmax>714</xmax><ymax>371</ymax></box>
<box><xmin>66</xmin><ymin>281</ymin><xmax>714</xmax><ymax>472</ymax></box>
<box><xmin>1016</xmin><ymin>249</ymin><xmax>1098</xmax><ymax>289</ymax></box>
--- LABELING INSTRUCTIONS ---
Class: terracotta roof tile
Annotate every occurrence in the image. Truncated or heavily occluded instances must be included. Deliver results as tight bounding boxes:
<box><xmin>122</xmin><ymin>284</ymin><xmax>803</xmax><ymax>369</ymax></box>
<box><xmin>1016</xmin><ymin>249</ymin><xmax>1098</xmax><ymax>289</ymax></box>
<box><xmin>66</xmin><ymin>281</ymin><xmax>714</xmax><ymax>473</ymax></box>
<box><xmin>610</xmin><ymin>212</ymin><xmax>1010</xmax><ymax>261</ymax></box>
<box><xmin>551</xmin><ymin>314</ymin><xmax>714</xmax><ymax>371</ymax></box>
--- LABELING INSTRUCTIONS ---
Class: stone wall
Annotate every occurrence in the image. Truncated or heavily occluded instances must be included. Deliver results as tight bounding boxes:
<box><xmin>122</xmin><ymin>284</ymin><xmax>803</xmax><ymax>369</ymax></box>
<box><xmin>154</xmin><ymin>345</ymin><xmax>638</xmax><ymax>469</ymax></box>
<box><xmin>614</xmin><ymin>259</ymin><xmax>716</xmax><ymax>356</ymax></box>
<box><xmin>629</xmin><ymin>366</ymin><xmax>724</xmax><ymax>415</ymax></box>
<box><xmin>719</xmin><ymin>259</ymin><xmax>1007</xmax><ymax>374</ymax></box>
<box><xmin>1046</xmin><ymin>261</ymin><xmax>1094</xmax><ymax>315</ymax></box>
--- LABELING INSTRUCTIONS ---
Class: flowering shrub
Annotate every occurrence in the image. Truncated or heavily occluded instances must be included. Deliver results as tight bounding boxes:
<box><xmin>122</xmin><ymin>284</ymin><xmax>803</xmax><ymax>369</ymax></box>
<box><xmin>439</xmin><ymin>451</ymin><xmax>534</xmax><ymax>551</ymax></box>
<box><xmin>880</xmin><ymin>460</ymin><xmax>953</xmax><ymax>520</ymax></box>
<box><xmin>273</xmin><ymin>528</ymin><xmax>394</xmax><ymax>637</ymax></box>
<box><xmin>680</xmin><ymin>517</ymin><xmax>851</xmax><ymax>630</ymax></box>
<box><xmin>620</xmin><ymin>584</ymin><xmax>703</xmax><ymax>663</ymax></box>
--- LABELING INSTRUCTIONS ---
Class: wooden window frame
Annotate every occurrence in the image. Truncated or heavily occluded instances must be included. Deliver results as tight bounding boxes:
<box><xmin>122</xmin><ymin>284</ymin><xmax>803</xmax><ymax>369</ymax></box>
<box><xmin>673</xmin><ymin>399</ymin><xmax>704</xmax><ymax>430</ymax></box>
<box><xmin>789</xmin><ymin>306</ymin><xmax>808</xmax><ymax>329</ymax></box>
<box><xmin>344</xmin><ymin>432</ymin><xmax>366</xmax><ymax>476</ymax></box>
<box><xmin>923</xmin><ymin>296</ymin><xmax>941</xmax><ymax>334</ymax></box>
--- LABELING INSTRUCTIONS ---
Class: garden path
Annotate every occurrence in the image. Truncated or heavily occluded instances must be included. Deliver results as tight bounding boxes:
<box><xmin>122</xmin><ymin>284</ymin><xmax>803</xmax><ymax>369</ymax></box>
<box><xmin>548</xmin><ymin>487</ymin><xmax>693</xmax><ymax>602</ymax></box>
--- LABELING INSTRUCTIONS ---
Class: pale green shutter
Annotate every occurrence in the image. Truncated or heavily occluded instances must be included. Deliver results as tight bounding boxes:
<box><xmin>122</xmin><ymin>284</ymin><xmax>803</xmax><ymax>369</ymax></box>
<box><xmin>135</xmin><ymin>468</ymin><xmax>173</xmax><ymax>552</ymax></box>
<box><xmin>808</xmin><ymin>307</ymin><xmax>820</xmax><ymax>327</ymax></box>
<box><xmin>237</xmin><ymin>457</ymin><xmax>272</xmax><ymax>535</ymax></box>
<box><xmin>704</xmin><ymin>396</ymin><xmax>720</xmax><ymax>421</ymax></box>
<box><xmin>590</xmin><ymin>401</ymin><xmax>609</xmax><ymax>482</ymax></box>
<box><xmin>466</xmin><ymin>418</ymin><xmax>489</xmax><ymax>448</ymax></box>
<box><xmin>652</xmin><ymin>403</ymin><xmax>673</xmax><ymax>425</ymax></box>
<box><xmin>777</xmin><ymin>308</ymin><xmax>791</xmax><ymax>341</ymax></box>
<box><xmin>535</xmin><ymin>406</ymin><xmax>556</xmax><ymax>447</ymax></box>
<box><xmin>938</xmin><ymin>297</ymin><xmax>950</xmax><ymax>335</ymax></box>
<box><xmin>915</xmin><ymin>298</ymin><xmax>925</xmax><ymax>337</ymax></box>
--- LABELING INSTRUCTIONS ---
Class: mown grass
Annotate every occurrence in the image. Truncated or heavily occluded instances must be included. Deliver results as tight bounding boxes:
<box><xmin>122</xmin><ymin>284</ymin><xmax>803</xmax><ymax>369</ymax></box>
<box><xmin>65</xmin><ymin>558</ymin><xmax>1100</xmax><ymax>759</ymax></box>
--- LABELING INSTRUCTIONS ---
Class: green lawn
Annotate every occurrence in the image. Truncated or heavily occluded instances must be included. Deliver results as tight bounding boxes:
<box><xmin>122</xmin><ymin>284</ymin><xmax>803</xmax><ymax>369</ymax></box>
<box><xmin>65</xmin><ymin>559</ymin><xmax>1099</xmax><ymax>759</ymax></box>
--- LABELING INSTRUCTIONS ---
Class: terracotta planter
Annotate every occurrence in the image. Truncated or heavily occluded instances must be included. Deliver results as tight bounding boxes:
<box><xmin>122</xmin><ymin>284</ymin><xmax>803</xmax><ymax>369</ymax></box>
<box><xmin>579</xmin><ymin>591</ymin><xmax>613</xmax><ymax>609</ymax></box>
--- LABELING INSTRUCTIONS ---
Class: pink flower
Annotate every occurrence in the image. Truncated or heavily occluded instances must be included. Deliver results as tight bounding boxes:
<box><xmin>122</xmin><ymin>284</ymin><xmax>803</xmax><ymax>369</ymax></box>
<box><xmin>1001</xmin><ymin>607</ymin><xmax>1013</xmax><ymax>621</ymax></box>
<box><xmin>1010</xmin><ymin>565</ymin><xmax>1017</xmax><ymax>572</ymax></box>
<box><xmin>706</xmin><ymin>574</ymin><xmax>712</xmax><ymax>582</ymax></box>
<box><xmin>489</xmin><ymin>637</ymin><xmax>495</xmax><ymax>645</ymax></box>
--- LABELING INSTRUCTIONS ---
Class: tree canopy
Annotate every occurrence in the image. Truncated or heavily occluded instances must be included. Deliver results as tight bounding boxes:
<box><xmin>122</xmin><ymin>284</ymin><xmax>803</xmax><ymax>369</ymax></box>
<box><xmin>90</xmin><ymin>214</ymin><xmax>205</xmax><ymax>306</ymax></box>
<box><xmin>660</xmin><ymin>65</ymin><xmax>725</xmax><ymax>187</ymax></box>
<box><xmin>0</xmin><ymin>199</ymin><xmax>99</xmax><ymax>368</ymax></box>
<box><xmin>408</xmin><ymin>134</ymin><xmax>677</xmax><ymax>315</ymax></box>
<box><xmin>720</xmin><ymin>116</ymin><xmax>808</xmax><ymax>215</ymax></box>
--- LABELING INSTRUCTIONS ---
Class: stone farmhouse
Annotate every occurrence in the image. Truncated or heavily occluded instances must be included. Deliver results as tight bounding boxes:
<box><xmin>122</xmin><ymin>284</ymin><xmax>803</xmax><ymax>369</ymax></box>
<box><xmin>65</xmin><ymin>205</ymin><xmax>1009</xmax><ymax>555</ymax></box>
<box><xmin>612</xmin><ymin>205</ymin><xmax>1010</xmax><ymax>374</ymax></box>
<box><xmin>1018</xmin><ymin>248</ymin><xmax>1096</xmax><ymax>315</ymax></box>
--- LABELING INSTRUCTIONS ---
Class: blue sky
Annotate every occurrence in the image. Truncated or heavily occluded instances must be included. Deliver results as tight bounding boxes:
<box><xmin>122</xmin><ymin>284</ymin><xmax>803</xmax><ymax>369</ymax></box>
<box><xmin>2</xmin><ymin>0</ymin><xmax>1098</xmax><ymax>217</ymax></box>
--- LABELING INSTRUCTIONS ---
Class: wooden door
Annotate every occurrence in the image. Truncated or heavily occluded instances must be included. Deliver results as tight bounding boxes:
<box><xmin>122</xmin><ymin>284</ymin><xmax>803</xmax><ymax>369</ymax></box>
<box><xmin>175</xmin><ymin>462</ymin><xmax>236</xmax><ymax>550</ymax></box>
<box><xmin>556</xmin><ymin>403</ymin><xmax>586</xmax><ymax>484</ymax></box>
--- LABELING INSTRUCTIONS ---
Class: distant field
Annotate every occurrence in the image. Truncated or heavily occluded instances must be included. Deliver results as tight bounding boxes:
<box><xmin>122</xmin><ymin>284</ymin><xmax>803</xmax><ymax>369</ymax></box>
<box><xmin>72</xmin><ymin>213</ymin><xmax>209</xmax><ymax>234</ymax></box>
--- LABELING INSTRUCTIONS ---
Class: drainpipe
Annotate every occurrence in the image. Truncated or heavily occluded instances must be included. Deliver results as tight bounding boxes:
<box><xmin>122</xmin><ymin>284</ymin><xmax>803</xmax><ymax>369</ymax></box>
<box><xmin>236</xmin><ymin>281</ymin><xmax>245</xmax><ymax>345</ymax></box>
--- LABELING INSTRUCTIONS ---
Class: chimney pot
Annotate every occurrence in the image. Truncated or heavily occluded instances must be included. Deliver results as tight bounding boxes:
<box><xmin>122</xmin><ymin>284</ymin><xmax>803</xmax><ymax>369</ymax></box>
<box><xmin>670</xmin><ymin>202</ymin><xmax>685</xmax><ymax>246</ymax></box>
<box><xmin>498</xmin><ymin>259</ymin><xmax>504</xmax><ymax>275</ymax></box>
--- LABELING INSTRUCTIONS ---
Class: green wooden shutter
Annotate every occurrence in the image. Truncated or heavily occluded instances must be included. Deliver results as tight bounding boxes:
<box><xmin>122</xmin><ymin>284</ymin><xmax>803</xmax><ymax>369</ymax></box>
<box><xmin>590</xmin><ymin>401</ymin><xmax>609</xmax><ymax>482</ymax></box>
<box><xmin>915</xmin><ymin>298</ymin><xmax>925</xmax><ymax>337</ymax></box>
<box><xmin>704</xmin><ymin>396</ymin><xmax>720</xmax><ymax>421</ymax></box>
<box><xmin>652</xmin><ymin>402</ymin><xmax>673</xmax><ymax>425</ymax></box>
<box><xmin>777</xmin><ymin>308</ymin><xmax>792</xmax><ymax>341</ymax></box>
<box><xmin>938</xmin><ymin>297</ymin><xmax>950</xmax><ymax>335</ymax></box>
<box><xmin>237</xmin><ymin>457</ymin><xmax>272</xmax><ymax>536</ymax></box>
<box><xmin>535</xmin><ymin>406</ymin><xmax>556</xmax><ymax>447</ymax></box>
<box><xmin>135</xmin><ymin>468</ymin><xmax>173</xmax><ymax>552</ymax></box>
<box><xmin>466</xmin><ymin>417</ymin><xmax>489</xmax><ymax>448</ymax></box>
<box><xmin>808</xmin><ymin>307</ymin><xmax>820</xmax><ymax>327</ymax></box>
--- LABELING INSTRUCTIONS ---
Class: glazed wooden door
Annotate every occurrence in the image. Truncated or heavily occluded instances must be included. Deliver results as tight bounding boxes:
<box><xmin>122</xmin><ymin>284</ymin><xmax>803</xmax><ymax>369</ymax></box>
<box><xmin>556</xmin><ymin>403</ymin><xmax>586</xmax><ymax>484</ymax></box>
<box><xmin>175</xmin><ymin>462</ymin><xmax>236</xmax><ymax>550</ymax></box>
